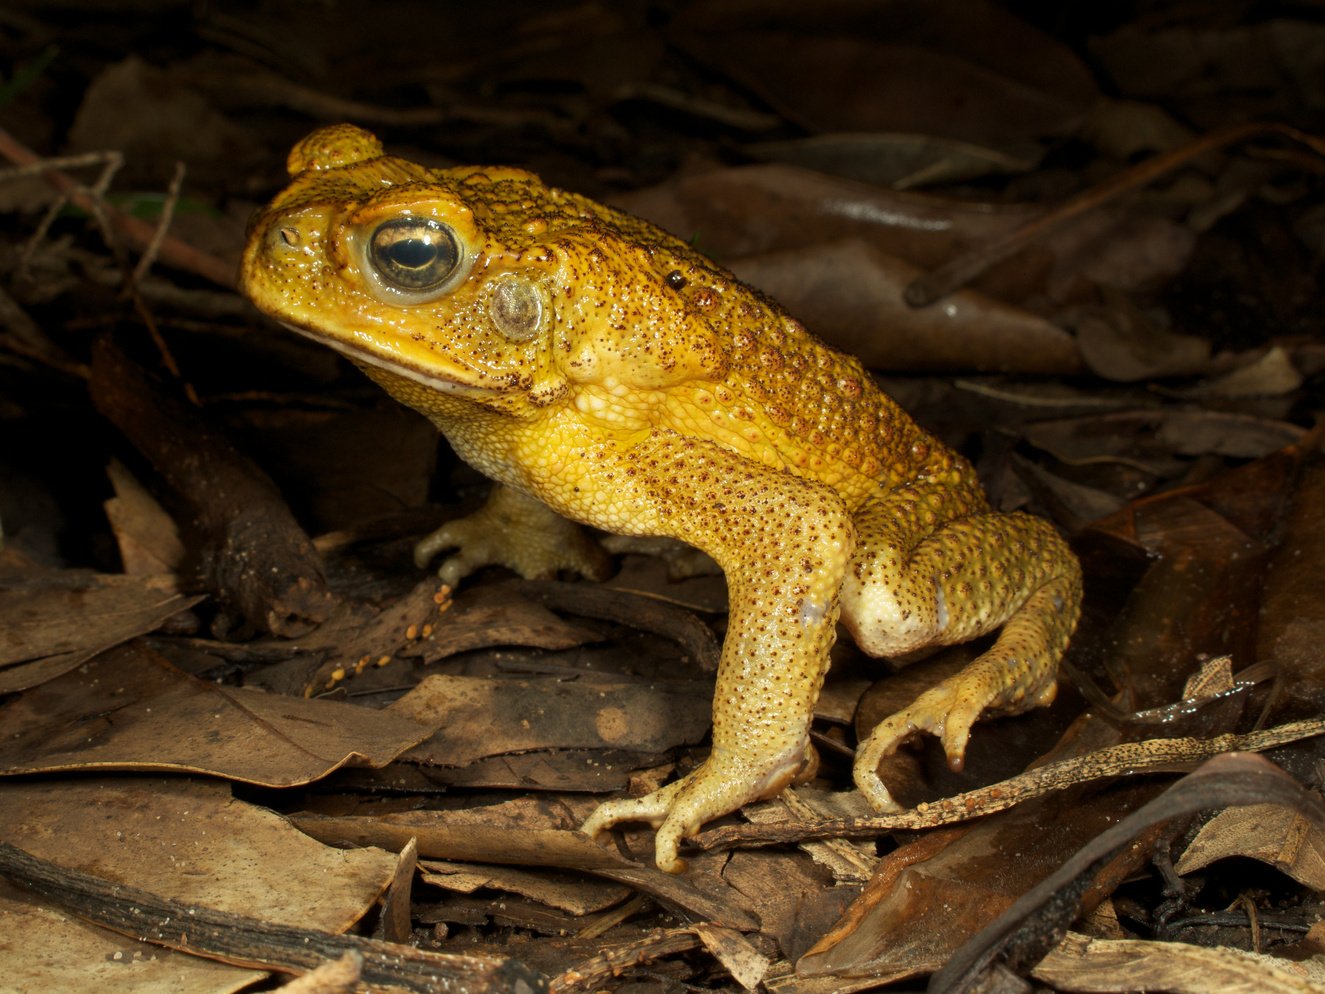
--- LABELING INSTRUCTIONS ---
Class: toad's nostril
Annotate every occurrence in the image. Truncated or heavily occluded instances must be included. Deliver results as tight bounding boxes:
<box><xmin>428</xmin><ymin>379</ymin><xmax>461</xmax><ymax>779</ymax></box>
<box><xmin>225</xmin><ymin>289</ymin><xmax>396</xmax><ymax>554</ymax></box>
<box><xmin>278</xmin><ymin>226</ymin><xmax>300</xmax><ymax>248</ymax></box>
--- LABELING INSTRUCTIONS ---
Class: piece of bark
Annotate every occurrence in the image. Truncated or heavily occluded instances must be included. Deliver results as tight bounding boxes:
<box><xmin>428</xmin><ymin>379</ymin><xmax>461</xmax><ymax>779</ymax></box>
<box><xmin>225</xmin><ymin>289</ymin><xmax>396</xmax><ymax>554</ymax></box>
<box><xmin>550</xmin><ymin>928</ymin><xmax>703</xmax><ymax>994</ymax></box>
<box><xmin>88</xmin><ymin>333</ymin><xmax>335</xmax><ymax>636</ymax></box>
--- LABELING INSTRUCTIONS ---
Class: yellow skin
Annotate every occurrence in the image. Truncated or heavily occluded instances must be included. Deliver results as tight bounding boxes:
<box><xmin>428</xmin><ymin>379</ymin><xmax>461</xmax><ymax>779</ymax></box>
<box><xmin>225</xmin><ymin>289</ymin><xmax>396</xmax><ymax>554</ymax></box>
<box><xmin>241</xmin><ymin>126</ymin><xmax>1083</xmax><ymax>873</ymax></box>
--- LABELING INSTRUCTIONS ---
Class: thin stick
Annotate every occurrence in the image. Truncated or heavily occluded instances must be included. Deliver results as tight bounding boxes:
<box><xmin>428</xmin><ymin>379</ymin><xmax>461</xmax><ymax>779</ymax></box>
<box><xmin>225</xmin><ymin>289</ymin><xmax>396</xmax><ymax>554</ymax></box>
<box><xmin>696</xmin><ymin>717</ymin><xmax>1325</xmax><ymax>850</ymax></box>
<box><xmin>0</xmin><ymin>125</ymin><xmax>237</xmax><ymax>288</ymax></box>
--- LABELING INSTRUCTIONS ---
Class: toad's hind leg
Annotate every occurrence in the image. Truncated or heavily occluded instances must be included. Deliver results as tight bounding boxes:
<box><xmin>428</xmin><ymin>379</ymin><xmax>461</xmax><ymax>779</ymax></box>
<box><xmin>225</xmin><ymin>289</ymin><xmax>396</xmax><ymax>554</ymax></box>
<box><xmin>840</xmin><ymin>484</ymin><xmax>1082</xmax><ymax>811</ymax></box>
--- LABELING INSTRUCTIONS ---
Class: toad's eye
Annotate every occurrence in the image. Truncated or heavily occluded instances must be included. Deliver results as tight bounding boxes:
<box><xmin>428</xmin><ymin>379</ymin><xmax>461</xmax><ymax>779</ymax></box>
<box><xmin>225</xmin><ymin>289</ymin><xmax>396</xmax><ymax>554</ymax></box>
<box><xmin>368</xmin><ymin>217</ymin><xmax>463</xmax><ymax>292</ymax></box>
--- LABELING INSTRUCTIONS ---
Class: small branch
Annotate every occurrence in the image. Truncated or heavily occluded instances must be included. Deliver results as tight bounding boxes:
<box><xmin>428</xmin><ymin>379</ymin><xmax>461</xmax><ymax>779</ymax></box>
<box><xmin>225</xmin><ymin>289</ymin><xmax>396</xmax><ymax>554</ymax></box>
<box><xmin>551</xmin><ymin>927</ymin><xmax>703</xmax><ymax>993</ymax></box>
<box><xmin>89</xmin><ymin>334</ymin><xmax>336</xmax><ymax>636</ymax></box>
<box><xmin>0</xmin><ymin>125</ymin><xmax>237</xmax><ymax>288</ymax></box>
<box><xmin>695</xmin><ymin>718</ymin><xmax>1325</xmax><ymax>851</ymax></box>
<box><xmin>129</xmin><ymin>159</ymin><xmax>188</xmax><ymax>290</ymax></box>
<box><xmin>0</xmin><ymin>843</ymin><xmax>547</xmax><ymax>994</ymax></box>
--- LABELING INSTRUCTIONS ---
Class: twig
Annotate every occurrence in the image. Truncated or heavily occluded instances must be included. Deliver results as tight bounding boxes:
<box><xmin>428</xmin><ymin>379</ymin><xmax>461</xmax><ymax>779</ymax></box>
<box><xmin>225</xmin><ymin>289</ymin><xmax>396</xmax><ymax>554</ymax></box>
<box><xmin>129</xmin><ymin>159</ymin><xmax>188</xmax><ymax>289</ymax></box>
<box><xmin>11</xmin><ymin>149</ymin><xmax>126</xmax><ymax>275</ymax></box>
<box><xmin>694</xmin><ymin>718</ymin><xmax>1325</xmax><ymax>851</ymax></box>
<box><xmin>551</xmin><ymin>927</ymin><xmax>703</xmax><ymax>993</ymax></box>
<box><xmin>0</xmin><ymin>843</ymin><xmax>546</xmax><ymax>994</ymax></box>
<box><xmin>0</xmin><ymin>125</ymin><xmax>237</xmax><ymax>288</ymax></box>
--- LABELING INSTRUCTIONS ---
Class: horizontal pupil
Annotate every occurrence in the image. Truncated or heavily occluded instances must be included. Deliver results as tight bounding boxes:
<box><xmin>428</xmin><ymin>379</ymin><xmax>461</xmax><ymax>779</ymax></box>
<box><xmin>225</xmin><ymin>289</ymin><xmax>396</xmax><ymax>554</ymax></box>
<box><xmin>369</xmin><ymin>218</ymin><xmax>461</xmax><ymax>292</ymax></box>
<box><xmin>388</xmin><ymin>239</ymin><xmax>438</xmax><ymax>269</ymax></box>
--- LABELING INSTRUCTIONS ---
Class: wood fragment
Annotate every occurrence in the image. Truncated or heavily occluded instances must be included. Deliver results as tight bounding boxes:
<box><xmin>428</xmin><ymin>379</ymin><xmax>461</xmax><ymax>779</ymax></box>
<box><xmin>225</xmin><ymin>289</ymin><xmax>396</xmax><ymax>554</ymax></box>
<box><xmin>757</xmin><ymin>787</ymin><xmax>877</xmax><ymax>882</ymax></box>
<box><xmin>692</xmin><ymin>922</ymin><xmax>772</xmax><ymax>990</ymax></box>
<box><xmin>88</xmin><ymin>334</ymin><xmax>336</xmax><ymax>636</ymax></box>
<box><xmin>378</xmin><ymin>838</ymin><xmax>419</xmax><ymax>945</ymax></box>
<box><xmin>550</xmin><ymin>927</ymin><xmax>703</xmax><ymax>993</ymax></box>
<box><xmin>274</xmin><ymin>951</ymin><xmax>363</xmax><ymax>994</ymax></box>
<box><xmin>573</xmin><ymin>893</ymin><xmax>650</xmax><ymax>941</ymax></box>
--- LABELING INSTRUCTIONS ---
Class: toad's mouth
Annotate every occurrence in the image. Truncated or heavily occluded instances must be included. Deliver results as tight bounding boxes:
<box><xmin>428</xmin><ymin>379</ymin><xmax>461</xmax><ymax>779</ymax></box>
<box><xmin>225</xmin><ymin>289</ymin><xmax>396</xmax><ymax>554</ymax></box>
<box><xmin>278</xmin><ymin>319</ymin><xmax>495</xmax><ymax>399</ymax></box>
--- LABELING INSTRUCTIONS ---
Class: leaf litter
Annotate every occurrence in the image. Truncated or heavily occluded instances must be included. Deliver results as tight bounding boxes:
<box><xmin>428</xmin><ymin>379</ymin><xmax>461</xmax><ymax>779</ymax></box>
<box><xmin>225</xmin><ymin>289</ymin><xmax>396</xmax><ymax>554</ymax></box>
<box><xmin>1</xmin><ymin>2</ymin><xmax>1324</xmax><ymax>992</ymax></box>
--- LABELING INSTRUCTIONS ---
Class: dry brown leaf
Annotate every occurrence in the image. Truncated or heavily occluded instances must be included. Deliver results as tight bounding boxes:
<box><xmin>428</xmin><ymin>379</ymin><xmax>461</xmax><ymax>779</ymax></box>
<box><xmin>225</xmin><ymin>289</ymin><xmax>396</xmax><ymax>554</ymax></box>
<box><xmin>796</xmin><ymin>827</ymin><xmax>972</xmax><ymax>983</ymax></box>
<box><xmin>272</xmin><ymin>952</ymin><xmax>362</xmax><ymax>994</ymax></box>
<box><xmin>720</xmin><ymin>845</ymin><xmax>860</xmax><ymax>965</ymax></box>
<box><xmin>673</xmin><ymin>0</ymin><xmax>1096</xmax><ymax>142</ymax></box>
<box><xmin>0</xmin><ymin>776</ymin><xmax>402</xmax><ymax>993</ymax></box>
<box><xmin>614</xmin><ymin>163</ymin><xmax>1033</xmax><ymax>274</ymax></box>
<box><xmin>743</xmin><ymin>132</ymin><xmax>1041</xmax><ymax>189</ymax></box>
<box><xmin>1012</xmin><ymin>457</ymin><xmax>1125</xmax><ymax>530</ymax></box>
<box><xmin>1257</xmin><ymin>453</ymin><xmax>1325</xmax><ymax>726</ymax></box>
<box><xmin>0</xmin><ymin>643</ymin><xmax>433</xmax><ymax>785</ymax></box>
<box><xmin>727</xmin><ymin>239</ymin><xmax>1080</xmax><ymax>374</ymax></box>
<box><xmin>0</xmin><ymin>777</ymin><xmax>398</xmax><ymax>930</ymax></box>
<box><xmin>244</xmin><ymin>578</ymin><xmax>604</xmax><ymax>698</ymax></box>
<box><xmin>0</xmin><ymin>571</ymin><xmax>202</xmax><ymax>694</ymax></box>
<box><xmin>1072</xmin><ymin>303</ymin><xmax>1211</xmax><ymax>381</ymax></box>
<box><xmin>1051</xmin><ymin>212</ymin><xmax>1196</xmax><ymax>297</ymax></box>
<box><xmin>1034</xmin><ymin>931</ymin><xmax>1325</xmax><ymax>993</ymax></box>
<box><xmin>1083</xmin><ymin>98</ymin><xmax>1198</xmax><ymax>161</ymax></box>
<box><xmin>692</xmin><ymin>922</ymin><xmax>772</xmax><ymax>990</ymax></box>
<box><xmin>400</xmin><ymin>582</ymin><xmax>602</xmax><ymax>663</ymax></box>
<box><xmin>419</xmin><ymin>859</ymin><xmax>630</xmax><ymax>915</ymax></box>
<box><xmin>104</xmin><ymin>460</ymin><xmax>187</xmax><ymax>576</ymax></box>
<box><xmin>1177</xmin><ymin>804</ymin><xmax>1325</xmax><ymax>890</ymax></box>
<box><xmin>243</xmin><ymin>574</ymin><xmax>707</xmax><ymax>724</ymax></box>
<box><xmin>402</xmin><ymin>745</ymin><xmax>670</xmax><ymax>793</ymax></box>
<box><xmin>1023</xmin><ymin>409</ymin><xmax>1304</xmax><ymax>468</ymax></box>
<box><xmin>1157</xmin><ymin>406</ymin><xmax>1303</xmax><ymax>458</ymax></box>
<box><xmin>391</xmin><ymin>673</ymin><xmax>712</xmax><ymax>767</ymax></box>
<box><xmin>1186</xmin><ymin>346</ymin><xmax>1304</xmax><ymax>398</ymax></box>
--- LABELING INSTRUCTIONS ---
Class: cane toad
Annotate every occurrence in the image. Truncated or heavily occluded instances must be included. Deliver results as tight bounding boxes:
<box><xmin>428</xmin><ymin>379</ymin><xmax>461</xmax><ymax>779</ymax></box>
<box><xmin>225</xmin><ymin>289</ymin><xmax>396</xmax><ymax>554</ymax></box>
<box><xmin>241</xmin><ymin>125</ymin><xmax>1082</xmax><ymax>873</ymax></box>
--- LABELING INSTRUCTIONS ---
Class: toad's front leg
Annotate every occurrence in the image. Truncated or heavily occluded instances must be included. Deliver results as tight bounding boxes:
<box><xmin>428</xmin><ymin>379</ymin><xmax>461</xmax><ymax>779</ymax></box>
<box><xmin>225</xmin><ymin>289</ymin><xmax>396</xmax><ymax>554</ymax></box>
<box><xmin>580</xmin><ymin>436</ymin><xmax>853</xmax><ymax>872</ymax></box>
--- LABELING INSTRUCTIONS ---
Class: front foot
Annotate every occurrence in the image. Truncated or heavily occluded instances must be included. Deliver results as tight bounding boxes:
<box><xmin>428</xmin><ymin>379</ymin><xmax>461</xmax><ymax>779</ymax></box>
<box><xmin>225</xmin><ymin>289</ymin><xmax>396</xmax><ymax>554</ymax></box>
<box><xmin>582</xmin><ymin>744</ymin><xmax>814</xmax><ymax>873</ymax></box>
<box><xmin>414</xmin><ymin>485</ymin><xmax>610</xmax><ymax>587</ymax></box>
